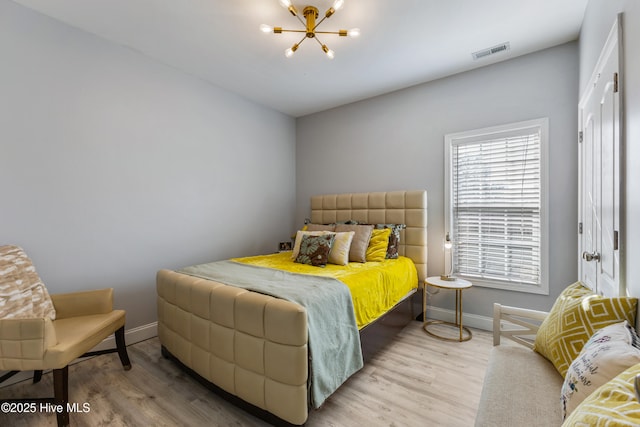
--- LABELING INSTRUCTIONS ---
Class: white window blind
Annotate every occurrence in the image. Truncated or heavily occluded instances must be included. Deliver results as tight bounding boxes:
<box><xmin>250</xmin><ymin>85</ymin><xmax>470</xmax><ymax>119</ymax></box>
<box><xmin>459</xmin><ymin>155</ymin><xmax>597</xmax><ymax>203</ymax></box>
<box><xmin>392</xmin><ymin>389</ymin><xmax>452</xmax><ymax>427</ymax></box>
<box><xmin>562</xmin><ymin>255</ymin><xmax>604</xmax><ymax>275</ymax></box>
<box><xmin>445</xmin><ymin>119</ymin><xmax>548</xmax><ymax>292</ymax></box>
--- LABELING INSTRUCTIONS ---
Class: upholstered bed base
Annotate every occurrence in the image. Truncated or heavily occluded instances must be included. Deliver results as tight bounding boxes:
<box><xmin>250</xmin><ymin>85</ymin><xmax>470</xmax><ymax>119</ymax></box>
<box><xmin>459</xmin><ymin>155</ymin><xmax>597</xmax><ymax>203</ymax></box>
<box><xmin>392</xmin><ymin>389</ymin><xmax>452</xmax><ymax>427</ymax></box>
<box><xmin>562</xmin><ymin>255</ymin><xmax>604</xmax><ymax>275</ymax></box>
<box><xmin>156</xmin><ymin>190</ymin><xmax>428</xmax><ymax>425</ymax></box>
<box><xmin>157</xmin><ymin>271</ymin><xmax>416</xmax><ymax>426</ymax></box>
<box><xmin>157</xmin><ymin>269</ymin><xmax>308</xmax><ymax>425</ymax></box>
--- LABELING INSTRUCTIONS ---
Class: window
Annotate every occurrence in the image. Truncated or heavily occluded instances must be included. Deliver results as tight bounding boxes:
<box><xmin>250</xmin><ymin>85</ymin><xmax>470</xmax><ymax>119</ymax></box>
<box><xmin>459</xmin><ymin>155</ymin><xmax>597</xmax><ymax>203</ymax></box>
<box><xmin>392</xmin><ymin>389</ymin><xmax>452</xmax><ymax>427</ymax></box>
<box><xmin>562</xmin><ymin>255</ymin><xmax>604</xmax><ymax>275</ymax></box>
<box><xmin>444</xmin><ymin>118</ymin><xmax>548</xmax><ymax>294</ymax></box>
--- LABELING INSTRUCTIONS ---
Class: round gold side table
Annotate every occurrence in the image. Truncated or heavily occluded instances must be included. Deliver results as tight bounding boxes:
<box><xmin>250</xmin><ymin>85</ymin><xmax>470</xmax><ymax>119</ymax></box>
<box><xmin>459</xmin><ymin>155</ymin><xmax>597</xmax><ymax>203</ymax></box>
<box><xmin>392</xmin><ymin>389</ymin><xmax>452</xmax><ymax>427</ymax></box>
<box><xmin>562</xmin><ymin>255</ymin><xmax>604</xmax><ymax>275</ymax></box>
<box><xmin>422</xmin><ymin>276</ymin><xmax>472</xmax><ymax>342</ymax></box>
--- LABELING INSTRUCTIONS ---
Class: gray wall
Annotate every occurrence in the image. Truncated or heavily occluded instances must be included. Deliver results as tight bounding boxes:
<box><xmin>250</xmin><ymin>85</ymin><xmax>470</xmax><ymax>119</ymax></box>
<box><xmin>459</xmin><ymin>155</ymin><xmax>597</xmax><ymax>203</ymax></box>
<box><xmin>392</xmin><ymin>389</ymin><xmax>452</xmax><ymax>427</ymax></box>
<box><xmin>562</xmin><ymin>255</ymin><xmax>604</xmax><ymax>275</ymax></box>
<box><xmin>296</xmin><ymin>42</ymin><xmax>579</xmax><ymax>319</ymax></box>
<box><xmin>579</xmin><ymin>1</ymin><xmax>640</xmax><ymax>301</ymax></box>
<box><xmin>0</xmin><ymin>1</ymin><xmax>296</xmax><ymax>330</ymax></box>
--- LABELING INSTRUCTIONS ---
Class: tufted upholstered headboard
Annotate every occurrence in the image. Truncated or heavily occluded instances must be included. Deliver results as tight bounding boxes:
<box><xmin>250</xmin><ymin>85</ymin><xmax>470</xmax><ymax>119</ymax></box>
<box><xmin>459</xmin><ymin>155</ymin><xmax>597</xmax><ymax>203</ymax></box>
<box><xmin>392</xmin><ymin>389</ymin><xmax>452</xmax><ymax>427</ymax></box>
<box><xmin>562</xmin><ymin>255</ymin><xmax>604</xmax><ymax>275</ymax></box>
<box><xmin>309</xmin><ymin>190</ymin><xmax>428</xmax><ymax>283</ymax></box>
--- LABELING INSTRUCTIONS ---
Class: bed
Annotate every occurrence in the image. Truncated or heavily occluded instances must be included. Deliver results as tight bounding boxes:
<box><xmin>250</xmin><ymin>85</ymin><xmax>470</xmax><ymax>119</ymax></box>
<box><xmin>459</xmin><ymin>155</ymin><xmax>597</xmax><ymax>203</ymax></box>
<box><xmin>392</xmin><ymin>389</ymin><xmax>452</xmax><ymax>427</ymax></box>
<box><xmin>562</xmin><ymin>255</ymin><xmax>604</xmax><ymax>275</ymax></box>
<box><xmin>156</xmin><ymin>190</ymin><xmax>427</xmax><ymax>425</ymax></box>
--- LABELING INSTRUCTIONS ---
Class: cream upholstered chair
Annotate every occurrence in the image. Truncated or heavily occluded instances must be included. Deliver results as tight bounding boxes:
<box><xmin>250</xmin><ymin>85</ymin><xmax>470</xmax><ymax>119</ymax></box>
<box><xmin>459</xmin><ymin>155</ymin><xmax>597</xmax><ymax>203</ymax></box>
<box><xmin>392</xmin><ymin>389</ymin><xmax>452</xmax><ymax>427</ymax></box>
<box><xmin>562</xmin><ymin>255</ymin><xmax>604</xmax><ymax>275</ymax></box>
<box><xmin>0</xmin><ymin>245</ymin><xmax>131</xmax><ymax>427</ymax></box>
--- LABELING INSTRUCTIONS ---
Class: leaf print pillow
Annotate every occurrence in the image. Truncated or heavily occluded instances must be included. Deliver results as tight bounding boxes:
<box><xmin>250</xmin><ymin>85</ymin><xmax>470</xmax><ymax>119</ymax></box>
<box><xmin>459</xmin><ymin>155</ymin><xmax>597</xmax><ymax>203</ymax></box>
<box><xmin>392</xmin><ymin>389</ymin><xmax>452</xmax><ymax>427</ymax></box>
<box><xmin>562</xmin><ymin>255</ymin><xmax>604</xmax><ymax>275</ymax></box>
<box><xmin>295</xmin><ymin>234</ymin><xmax>335</xmax><ymax>267</ymax></box>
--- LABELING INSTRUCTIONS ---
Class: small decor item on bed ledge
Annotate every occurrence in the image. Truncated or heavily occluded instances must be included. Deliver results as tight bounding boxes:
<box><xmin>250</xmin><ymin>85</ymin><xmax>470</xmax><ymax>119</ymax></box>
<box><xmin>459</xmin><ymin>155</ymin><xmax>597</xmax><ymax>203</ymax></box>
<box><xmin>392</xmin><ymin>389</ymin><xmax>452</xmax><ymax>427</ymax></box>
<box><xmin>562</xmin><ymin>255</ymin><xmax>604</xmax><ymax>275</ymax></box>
<box><xmin>278</xmin><ymin>241</ymin><xmax>292</xmax><ymax>252</ymax></box>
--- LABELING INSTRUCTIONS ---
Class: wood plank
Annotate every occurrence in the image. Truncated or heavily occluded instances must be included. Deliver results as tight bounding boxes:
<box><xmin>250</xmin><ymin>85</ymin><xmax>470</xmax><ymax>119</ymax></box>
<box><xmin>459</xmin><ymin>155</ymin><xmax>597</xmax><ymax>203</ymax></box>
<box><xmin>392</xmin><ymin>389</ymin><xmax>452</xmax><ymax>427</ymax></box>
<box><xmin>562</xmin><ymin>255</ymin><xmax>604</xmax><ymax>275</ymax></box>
<box><xmin>0</xmin><ymin>321</ymin><xmax>493</xmax><ymax>426</ymax></box>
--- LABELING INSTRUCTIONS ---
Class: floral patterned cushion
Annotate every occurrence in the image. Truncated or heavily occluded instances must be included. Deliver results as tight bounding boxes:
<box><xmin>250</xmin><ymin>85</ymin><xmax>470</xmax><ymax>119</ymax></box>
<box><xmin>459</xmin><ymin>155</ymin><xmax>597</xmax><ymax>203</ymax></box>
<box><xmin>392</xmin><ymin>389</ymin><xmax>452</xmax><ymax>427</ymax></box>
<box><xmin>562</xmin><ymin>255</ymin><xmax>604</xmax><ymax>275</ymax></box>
<box><xmin>291</xmin><ymin>230</ymin><xmax>332</xmax><ymax>260</ymax></box>
<box><xmin>295</xmin><ymin>234</ymin><xmax>335</xmax><ymax>267</ymax></box>
<box><xmin>374</xmin><ymin>224</ymin><xmax>406</xmax><ymax>259</ymax></box>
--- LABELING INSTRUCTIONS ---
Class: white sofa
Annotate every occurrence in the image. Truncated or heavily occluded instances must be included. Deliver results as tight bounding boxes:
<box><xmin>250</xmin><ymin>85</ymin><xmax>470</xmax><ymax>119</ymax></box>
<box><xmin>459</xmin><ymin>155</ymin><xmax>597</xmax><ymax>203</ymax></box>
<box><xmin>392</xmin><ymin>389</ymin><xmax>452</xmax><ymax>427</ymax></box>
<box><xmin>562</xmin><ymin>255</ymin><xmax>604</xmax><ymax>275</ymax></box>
<box><xmin>475</xmin><ymin>303</ymin><xmax>563</xmax><ymax>426</ymax></box>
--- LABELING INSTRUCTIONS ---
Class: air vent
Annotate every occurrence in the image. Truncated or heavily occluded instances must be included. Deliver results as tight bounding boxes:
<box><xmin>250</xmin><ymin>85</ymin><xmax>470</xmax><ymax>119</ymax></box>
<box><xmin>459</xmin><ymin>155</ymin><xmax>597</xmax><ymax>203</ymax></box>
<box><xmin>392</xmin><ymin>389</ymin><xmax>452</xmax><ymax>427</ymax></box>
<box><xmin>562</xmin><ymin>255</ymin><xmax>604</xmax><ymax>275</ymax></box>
<box><xmin>472</xmin><ymin>42</ymin><xmax>511</xmax><ymax>61</ymax></box>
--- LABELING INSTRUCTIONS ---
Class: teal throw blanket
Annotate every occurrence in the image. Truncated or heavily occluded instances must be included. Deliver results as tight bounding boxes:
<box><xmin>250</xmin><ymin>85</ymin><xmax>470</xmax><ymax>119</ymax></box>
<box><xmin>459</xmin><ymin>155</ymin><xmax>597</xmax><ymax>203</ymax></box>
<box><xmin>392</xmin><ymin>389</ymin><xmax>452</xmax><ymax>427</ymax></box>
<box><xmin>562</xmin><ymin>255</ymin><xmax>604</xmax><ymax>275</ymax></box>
<box><xmin>178</xmin><ymin>260</ymin><xmax>364</xmax><ymax>408</ymax></box>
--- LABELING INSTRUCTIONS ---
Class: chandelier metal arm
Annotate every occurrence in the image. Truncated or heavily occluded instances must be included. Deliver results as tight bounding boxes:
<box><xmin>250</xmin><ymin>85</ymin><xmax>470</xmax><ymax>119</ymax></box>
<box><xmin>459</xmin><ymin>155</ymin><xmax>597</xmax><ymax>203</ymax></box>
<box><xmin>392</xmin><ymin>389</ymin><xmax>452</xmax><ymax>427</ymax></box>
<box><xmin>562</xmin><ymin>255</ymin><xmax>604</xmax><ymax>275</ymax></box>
<box><xmin>293</xmin><ymin>12</ymin><xmax>306</xmax><ymax>27</ymax></box>
<box><xmin>276</xmin><ymin>29</ymin><xmax>307</xmax><ymax>34</ymax></box>
<box><xmin>312</xmin><ymin>14</ymin><xmax>328</xmax><ymax>31</ymax></box>
<box><xmin>313</xmin><ymin>35</ymin><xmax>325</xmax><ymax>47</ymax></box>
<box><xmin>295</xmin><ymin>34</ymin><xmax>308</xmax><ymax>46</ymax></box>
<box><xmin>315</xmin><ymin>30</ymin><xmax>349</xmax><ymax>36</ymax></box>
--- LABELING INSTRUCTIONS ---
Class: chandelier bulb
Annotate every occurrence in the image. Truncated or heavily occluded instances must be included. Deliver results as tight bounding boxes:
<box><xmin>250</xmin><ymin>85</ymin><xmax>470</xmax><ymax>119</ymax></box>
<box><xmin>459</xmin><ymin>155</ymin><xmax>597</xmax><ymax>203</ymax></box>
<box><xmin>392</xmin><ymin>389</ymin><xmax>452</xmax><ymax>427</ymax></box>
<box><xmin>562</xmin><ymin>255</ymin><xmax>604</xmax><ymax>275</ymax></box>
<box><xmin>285</xmin><ymin>43</ymin><xmax>299</xmax><ymax>58</ymax></box>
<box><xmin>347</xmin><ymin>28</ymin><xmax>360</xmax><ymax>37</ymax></box>
<box><xmin>260</xmin><ymin>24</ymin><xmax>273</xmax><ymax>34</ymax></box>
<box><xmin>332</xmin><ymin>0</ymin><xmax>345</xmax><ymax>11</ymax></box>
<box><xmin>279</xmin><ymin>0</ymin><xmax>298</xmax><ymax>16</ymax></box>
<box><xmin>322</xmin><ymin>45</ymin><xmax>335</xmax><ymax>59</ymax></box>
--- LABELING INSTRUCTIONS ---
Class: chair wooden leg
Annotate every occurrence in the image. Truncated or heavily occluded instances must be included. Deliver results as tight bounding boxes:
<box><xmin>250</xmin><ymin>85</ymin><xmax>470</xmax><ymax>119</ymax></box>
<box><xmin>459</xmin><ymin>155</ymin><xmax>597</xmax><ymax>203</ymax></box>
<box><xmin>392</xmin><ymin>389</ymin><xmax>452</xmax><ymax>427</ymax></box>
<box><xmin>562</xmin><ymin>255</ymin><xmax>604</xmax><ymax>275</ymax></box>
<box><xmin>33</xmin><ymin>370</ymin><xmax>43</xmax><ymax>384</ymax></box>
<box><xmin>115</xmin><ymin>326</ymin><xmax>132</xmax><ymax>370</ymax></box>
<box><xmin>53</xmin><ymin>366</ymin><xmax>69</xmax><ymax>427</ymax></box>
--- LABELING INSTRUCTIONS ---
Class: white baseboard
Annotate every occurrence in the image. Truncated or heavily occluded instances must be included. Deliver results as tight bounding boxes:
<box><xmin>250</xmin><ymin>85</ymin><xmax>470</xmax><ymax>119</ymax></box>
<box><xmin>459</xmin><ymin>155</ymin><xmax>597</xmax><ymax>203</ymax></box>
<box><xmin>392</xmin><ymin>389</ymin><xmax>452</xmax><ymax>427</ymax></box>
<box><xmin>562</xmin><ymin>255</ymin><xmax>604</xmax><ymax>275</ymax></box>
<box><xmin>0</xmin><ymin>322</ymin><xmax>158</xmax><ymax>388</ymax></box>
<box><xmin>425</xmin><ymin>305</ymin><xmax>493</xmax><ymax>332</ymax></box>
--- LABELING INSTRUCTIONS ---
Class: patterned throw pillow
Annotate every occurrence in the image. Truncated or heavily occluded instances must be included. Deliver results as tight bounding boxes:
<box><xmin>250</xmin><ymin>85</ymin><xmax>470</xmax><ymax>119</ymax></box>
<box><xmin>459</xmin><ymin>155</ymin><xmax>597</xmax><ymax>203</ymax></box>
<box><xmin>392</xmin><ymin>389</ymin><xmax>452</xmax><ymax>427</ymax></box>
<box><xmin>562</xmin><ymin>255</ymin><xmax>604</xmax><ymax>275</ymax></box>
<box><xmin>374</xmin><ymin>224</ymin><xmax>405</xmax><ymax>259</ymax></box>
<box><xmin>561</xmin><ymin>362</ymin><xmax>640</xmax><ymax>426</ymax></box>
<box><xmin>533</xmin><ymin>282</ymin><xmax>638</xmax><ymax>377</ymax></box>
<box><xmin>366</xmin><ymin>228</ymin><xmax>391</xmax><ymax>262</ymax></box>
<box><xmin>0</xmin><ymin>245</ymin><xmax>56</xmax><ymax>320</ymax></box>
<box><xmin>291</xmin><ymin>230</ymin><xmax>332</xmax><ymax>260</ymax></box>
<box><xmin>295</xmin><ymin>234</ymin><xmax>335</xmax><ymax>267</ymax></box>
<box><xmin>561</xmin><ymin>321</ymin><xmax>640</xmax><ymax>419</ymax></box>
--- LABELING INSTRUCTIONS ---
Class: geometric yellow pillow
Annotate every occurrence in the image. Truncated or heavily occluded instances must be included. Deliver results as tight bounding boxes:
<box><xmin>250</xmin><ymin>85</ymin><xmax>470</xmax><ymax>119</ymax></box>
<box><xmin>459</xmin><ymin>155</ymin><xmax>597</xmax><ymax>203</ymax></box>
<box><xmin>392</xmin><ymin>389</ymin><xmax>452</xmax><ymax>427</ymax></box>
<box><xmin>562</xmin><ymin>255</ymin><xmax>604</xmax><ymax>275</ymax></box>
<box><xmin>533</xmin><ymin>282</ymin><xmax>638</xmax><ymax>377</ymax></box>
<box><xmin>561</xmin><ymin>362</ymin><xmax>640</xmax><ymax>426</ymax></box>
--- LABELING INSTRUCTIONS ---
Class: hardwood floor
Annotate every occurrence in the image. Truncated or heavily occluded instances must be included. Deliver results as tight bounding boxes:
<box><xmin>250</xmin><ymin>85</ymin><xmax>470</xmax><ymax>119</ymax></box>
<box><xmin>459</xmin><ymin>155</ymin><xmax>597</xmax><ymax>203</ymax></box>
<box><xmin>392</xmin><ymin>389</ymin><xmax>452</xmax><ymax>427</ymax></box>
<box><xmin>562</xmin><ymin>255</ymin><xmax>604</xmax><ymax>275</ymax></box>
<box><xmin>0</xmin><ymin>321</ymin><xmax>492</xmax><ymax>426</ymax></box>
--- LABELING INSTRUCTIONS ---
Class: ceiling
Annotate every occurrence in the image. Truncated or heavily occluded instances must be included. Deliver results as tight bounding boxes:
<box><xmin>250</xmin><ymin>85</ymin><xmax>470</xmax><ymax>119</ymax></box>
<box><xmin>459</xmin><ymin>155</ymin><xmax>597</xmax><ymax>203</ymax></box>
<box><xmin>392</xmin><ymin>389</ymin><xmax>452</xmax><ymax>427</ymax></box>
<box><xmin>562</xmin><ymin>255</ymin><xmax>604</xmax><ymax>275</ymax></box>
<box><xmin>12</xmin><ymin>0</ymin><xmax>589</xmax><ymax>117</ymax></box>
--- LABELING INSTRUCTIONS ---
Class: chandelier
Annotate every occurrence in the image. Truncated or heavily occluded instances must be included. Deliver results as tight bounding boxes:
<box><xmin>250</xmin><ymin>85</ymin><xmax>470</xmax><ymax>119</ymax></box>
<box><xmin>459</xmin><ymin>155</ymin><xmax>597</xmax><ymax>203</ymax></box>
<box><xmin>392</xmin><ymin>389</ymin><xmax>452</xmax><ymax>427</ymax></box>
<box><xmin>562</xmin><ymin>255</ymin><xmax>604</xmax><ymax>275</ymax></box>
<box><xmin>260</xmin><ymin>0</ymin><xmax>360</xmax><ymax>59</ymax></box>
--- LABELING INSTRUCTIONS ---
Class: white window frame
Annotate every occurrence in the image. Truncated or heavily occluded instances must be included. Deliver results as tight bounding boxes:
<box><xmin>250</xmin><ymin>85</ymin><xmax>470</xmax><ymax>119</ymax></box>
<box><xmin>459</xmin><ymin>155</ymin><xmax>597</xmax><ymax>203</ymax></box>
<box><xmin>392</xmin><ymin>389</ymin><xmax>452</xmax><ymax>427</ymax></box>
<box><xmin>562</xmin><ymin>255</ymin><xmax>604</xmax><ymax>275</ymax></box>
<box><xmin>444</xmin><ymin>118</ymin><xmax>549</xmax><ymax>295</ymax></box>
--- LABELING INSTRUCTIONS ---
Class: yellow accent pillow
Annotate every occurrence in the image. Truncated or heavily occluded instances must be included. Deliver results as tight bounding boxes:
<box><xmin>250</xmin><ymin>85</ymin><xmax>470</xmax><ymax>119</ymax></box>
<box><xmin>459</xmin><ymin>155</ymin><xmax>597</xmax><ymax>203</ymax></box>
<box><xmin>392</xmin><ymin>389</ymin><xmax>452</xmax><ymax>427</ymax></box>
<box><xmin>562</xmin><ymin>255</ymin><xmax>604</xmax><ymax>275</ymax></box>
<box><xmin>561</xmin><ymin>362</ymin><xmax>640</xmax><ymax>426</ymax></box>
<box><xmin>366</xmin><ymin>228</ymin><xmax>391</xmax><ymax>262</ymax></box>
<box><xmin>533</xmin><ymin>282</ymin><xmax>638</xmax><ymax>377</ymax></box>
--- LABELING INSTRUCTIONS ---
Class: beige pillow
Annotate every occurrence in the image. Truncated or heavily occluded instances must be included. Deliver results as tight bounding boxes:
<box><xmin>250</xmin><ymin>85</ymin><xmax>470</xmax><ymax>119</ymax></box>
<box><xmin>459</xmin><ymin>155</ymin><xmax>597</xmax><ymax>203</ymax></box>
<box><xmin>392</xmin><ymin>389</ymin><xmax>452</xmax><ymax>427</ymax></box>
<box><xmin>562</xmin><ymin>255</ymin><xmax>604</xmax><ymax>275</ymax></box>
<box><xmin>305</xmin><ymin>223</ymin><xmax>336</xmax><ymax>232</ymax></box>
<box><xmin>335</xmin><ymin>224</ymin><xmax>374</xmax><ymax>263</ymax></box>
<box><xmin>328</xmin><ymin>231</ymin><xmax>355</xmax><ymax>266</ymax></box>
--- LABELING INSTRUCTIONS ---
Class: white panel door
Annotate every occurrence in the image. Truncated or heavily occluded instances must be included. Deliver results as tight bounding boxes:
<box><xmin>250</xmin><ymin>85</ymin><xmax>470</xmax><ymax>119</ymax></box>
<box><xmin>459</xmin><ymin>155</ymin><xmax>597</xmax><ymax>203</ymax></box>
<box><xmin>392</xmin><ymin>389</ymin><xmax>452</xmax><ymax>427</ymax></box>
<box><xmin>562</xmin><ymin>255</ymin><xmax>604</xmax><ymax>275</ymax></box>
<box><xmin>580</xmin><ymin>98</ymin><xmax>598</xmax><ymax>291</ymax></box>
<box><xmin>578</xmin><ymin>17</ymin><xmax>622</xmax><ymax>297</ymax></box>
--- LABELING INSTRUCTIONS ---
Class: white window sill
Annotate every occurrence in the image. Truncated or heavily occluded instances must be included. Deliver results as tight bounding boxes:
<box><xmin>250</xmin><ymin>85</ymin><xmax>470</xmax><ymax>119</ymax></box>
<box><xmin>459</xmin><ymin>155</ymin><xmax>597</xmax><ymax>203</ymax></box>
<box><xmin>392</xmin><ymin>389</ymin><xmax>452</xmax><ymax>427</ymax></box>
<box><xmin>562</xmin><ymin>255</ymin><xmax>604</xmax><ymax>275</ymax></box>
<box><xmin>456</xmin><ymin>275</ymin><xmax>549</xmax><ymax>295</ymax></box>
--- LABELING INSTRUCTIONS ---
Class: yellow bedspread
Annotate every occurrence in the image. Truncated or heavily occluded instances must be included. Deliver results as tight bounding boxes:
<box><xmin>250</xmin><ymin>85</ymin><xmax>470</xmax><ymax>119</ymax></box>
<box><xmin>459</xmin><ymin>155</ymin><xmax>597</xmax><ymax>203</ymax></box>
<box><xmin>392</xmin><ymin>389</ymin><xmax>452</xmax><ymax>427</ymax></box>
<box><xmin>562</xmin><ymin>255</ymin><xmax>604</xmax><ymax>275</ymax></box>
<box><xmin>232</xmin><ymin>252</ymin><xmax>418</xmax><ymax>329</ymax></box>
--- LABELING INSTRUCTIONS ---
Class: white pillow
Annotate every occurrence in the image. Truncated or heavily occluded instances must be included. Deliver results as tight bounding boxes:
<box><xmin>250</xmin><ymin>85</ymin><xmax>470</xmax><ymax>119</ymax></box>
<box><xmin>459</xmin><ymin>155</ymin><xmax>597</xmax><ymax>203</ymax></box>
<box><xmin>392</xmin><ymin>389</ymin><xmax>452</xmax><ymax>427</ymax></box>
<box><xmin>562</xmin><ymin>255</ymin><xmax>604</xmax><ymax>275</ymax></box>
<box><xmin>561</xmin><ymin>321</ymin><xmax>640</xmax><ymax>419</ymax></box>
<box><xmin>327</xmin><ymin>231</ymin><xmax>355</xmax><ymax>266</ymax></box>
